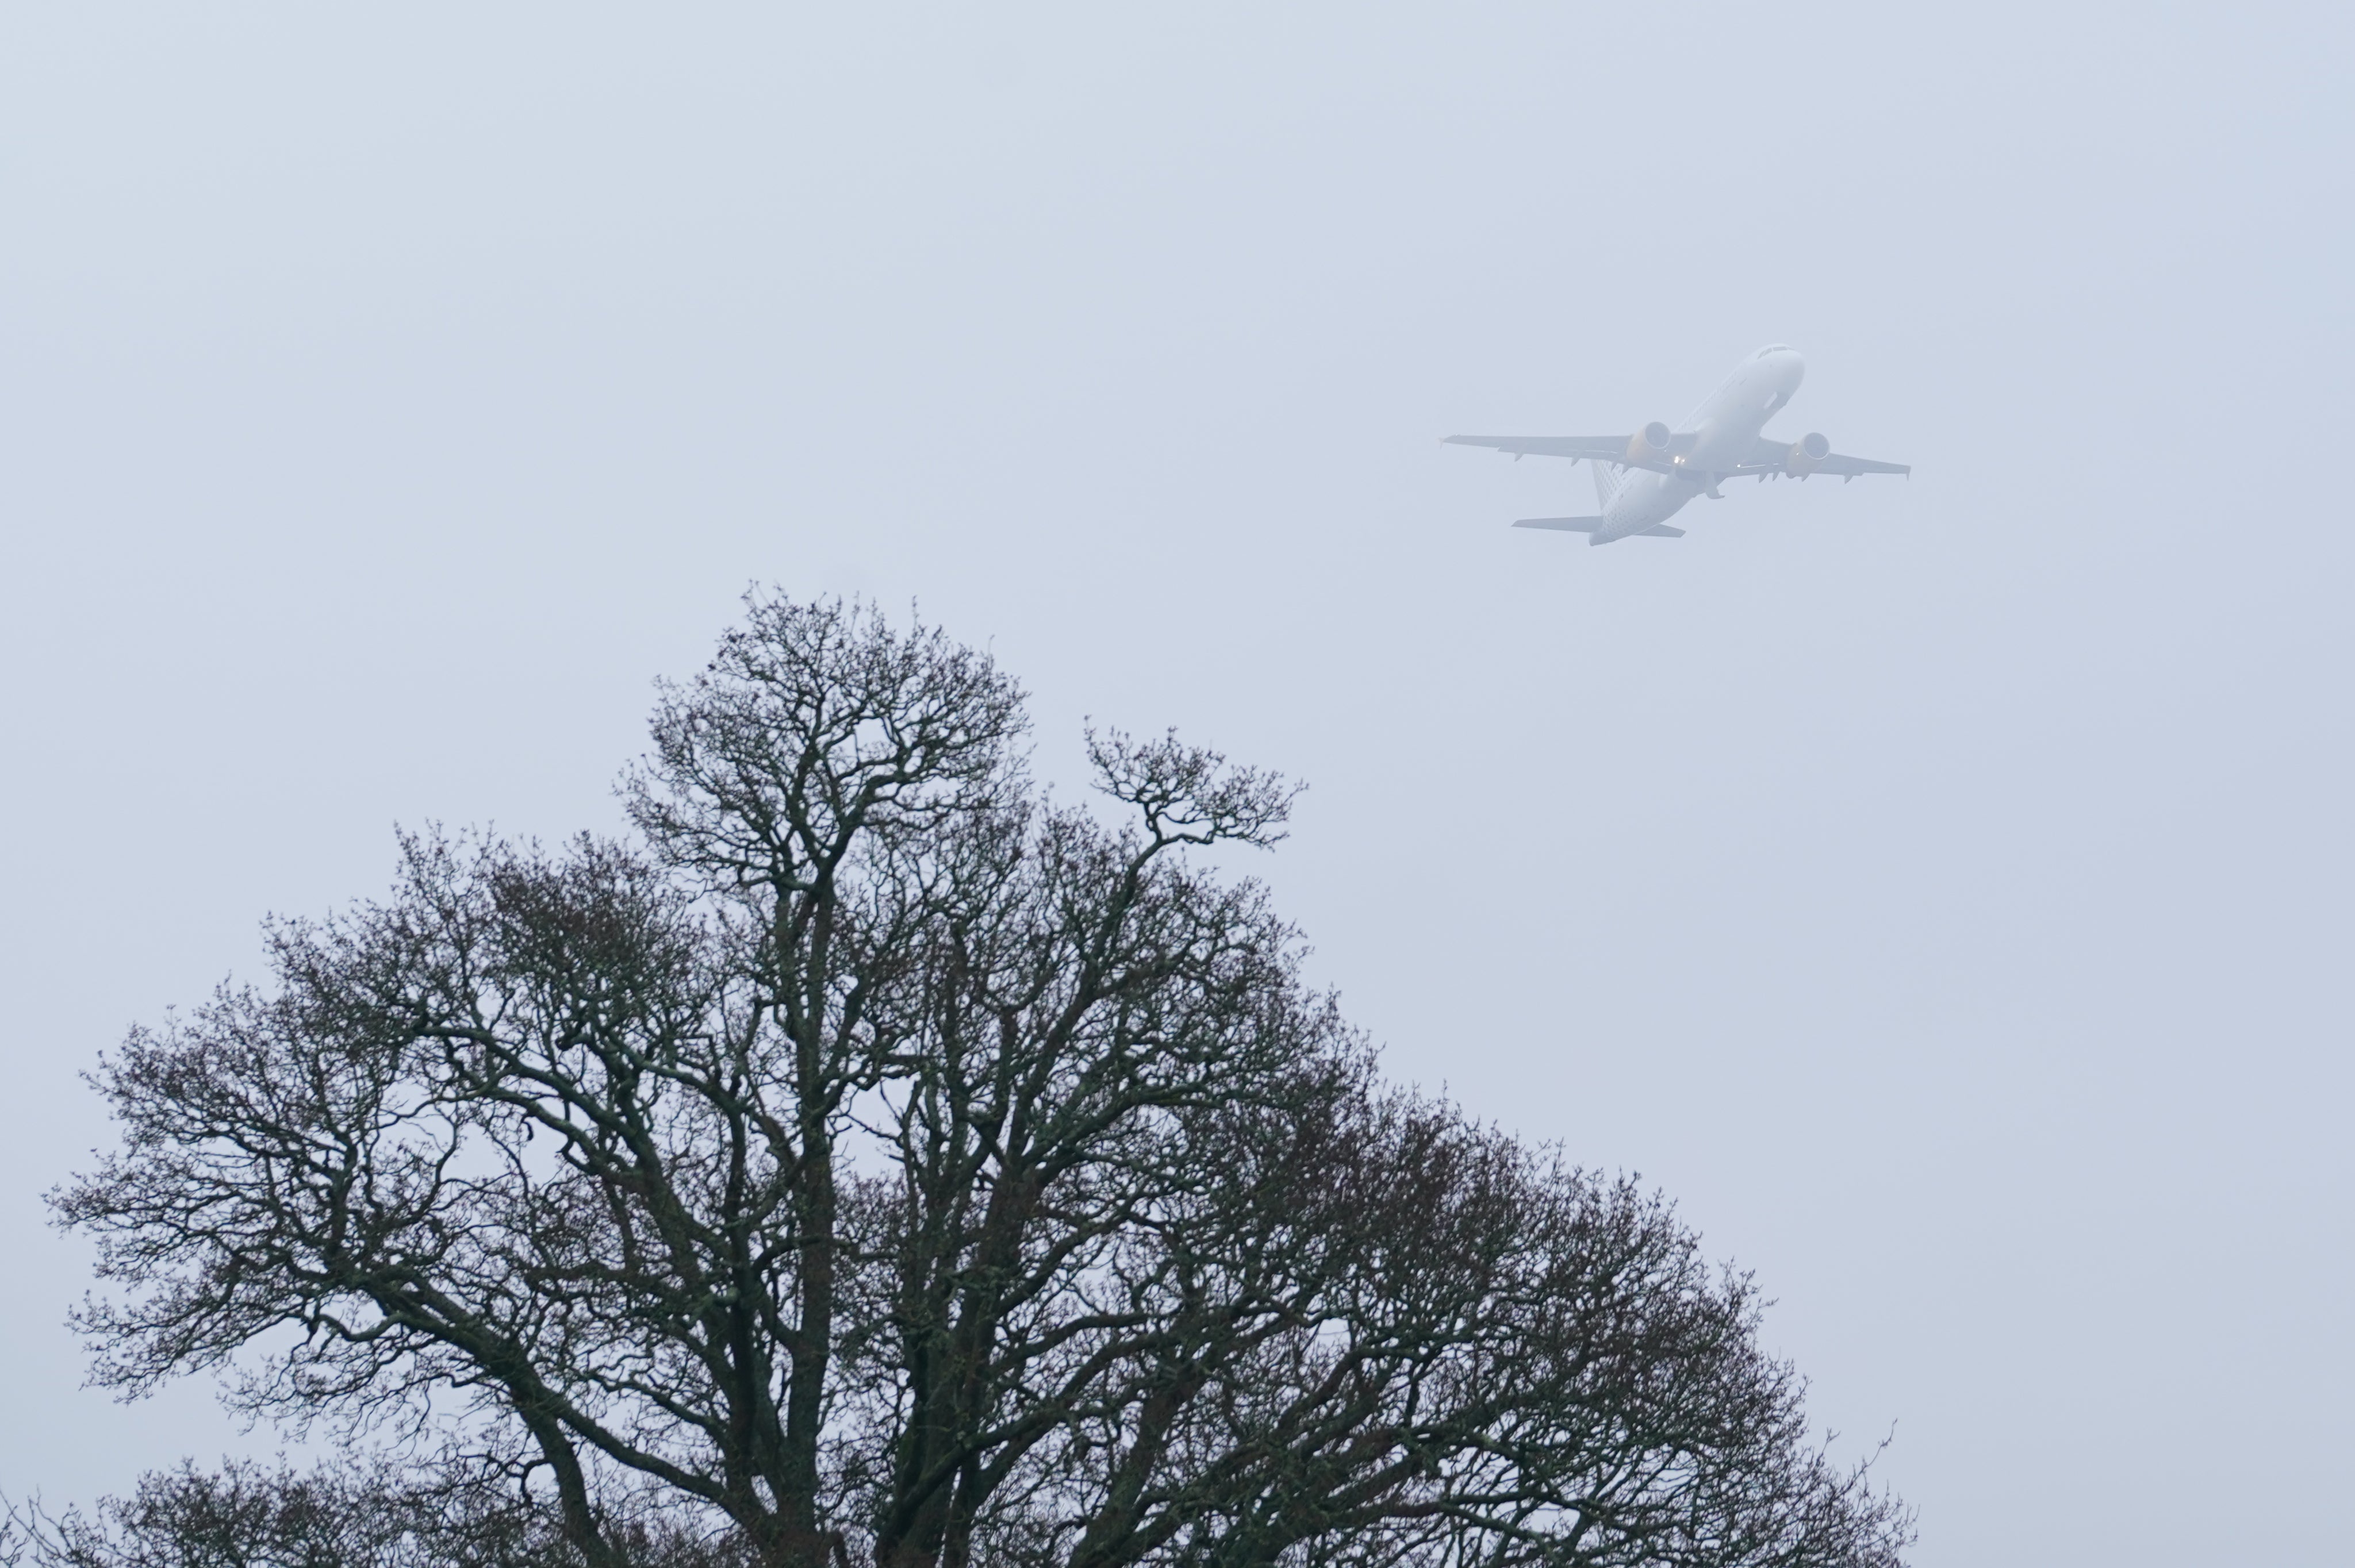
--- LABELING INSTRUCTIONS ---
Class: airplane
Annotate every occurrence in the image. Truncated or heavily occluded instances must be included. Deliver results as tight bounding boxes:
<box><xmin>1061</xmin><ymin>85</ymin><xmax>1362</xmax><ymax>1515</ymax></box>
<box><xmin>1443</xmin><ymin>345</ymin><xmax>1908</xmax><ymax>545</ymax></box>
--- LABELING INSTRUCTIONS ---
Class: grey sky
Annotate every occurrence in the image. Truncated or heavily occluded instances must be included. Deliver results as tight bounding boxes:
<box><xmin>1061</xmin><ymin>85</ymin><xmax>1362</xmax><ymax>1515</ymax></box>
<box><xmin>2</xmin><ymin>5</ymin><xmax>2349</xmax><ymax>1563</ymax></box>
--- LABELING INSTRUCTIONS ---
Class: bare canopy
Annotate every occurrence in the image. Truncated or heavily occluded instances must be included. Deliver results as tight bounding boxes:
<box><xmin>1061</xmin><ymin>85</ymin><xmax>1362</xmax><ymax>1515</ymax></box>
<box><xmin>53</xmin><ymin>594</ymin><xmax>1911</xmax><ymax>1568</ymax></box>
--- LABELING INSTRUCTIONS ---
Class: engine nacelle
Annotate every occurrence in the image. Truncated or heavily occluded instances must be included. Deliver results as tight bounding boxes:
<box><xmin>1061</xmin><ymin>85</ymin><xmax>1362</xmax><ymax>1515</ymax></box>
<box><xmin>1785</xmin><ymin>432</ymin><xmax>1831</xmax><ymax>474</ymax></box>
<box><xmin>1625</xmin><ymin>421</ymin><xmax>1673</xmax><ymax>463</ymax></box>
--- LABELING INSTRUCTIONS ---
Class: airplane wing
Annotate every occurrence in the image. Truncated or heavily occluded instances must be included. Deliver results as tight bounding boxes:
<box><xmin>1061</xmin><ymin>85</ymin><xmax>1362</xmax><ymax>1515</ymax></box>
<box><xmin>1444</xmin><ymin>434</ymin><xmax>1628</xmax><ymax>460</ymax></box>
<box><xmin>1444</xmin><ymin>432</ymin><xmax>1694</xmax><ymax>474</ymax></box>
<box><xmin>1731</xmin><ymin>435</ymin><xmax>1910</xmax><ymax>478</ymax></box>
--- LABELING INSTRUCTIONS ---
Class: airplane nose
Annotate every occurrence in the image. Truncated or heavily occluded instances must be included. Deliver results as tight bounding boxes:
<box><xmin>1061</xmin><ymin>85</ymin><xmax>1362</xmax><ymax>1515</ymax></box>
<box><xmin>1780</xmin><ymin>350</ymin><xmax>1806</xmax><ymax>391</ymax></box>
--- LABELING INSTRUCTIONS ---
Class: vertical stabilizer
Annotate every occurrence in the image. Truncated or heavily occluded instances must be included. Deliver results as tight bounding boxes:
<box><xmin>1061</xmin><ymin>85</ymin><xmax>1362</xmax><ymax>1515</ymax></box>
<box><xmin>1590</xmin><ymin>459</ymin><xmax>1621</xmax><ymax>512</ymax></box>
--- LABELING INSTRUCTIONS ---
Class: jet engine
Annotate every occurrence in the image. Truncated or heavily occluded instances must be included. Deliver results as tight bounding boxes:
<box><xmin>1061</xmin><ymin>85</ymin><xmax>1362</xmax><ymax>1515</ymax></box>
<box><xmin>1785</xmin><ymin>432</ymin><xmax>1832</xmax><ymax>474</ymax></box>
<box><xmin>1624</xmin><ymin>421</ymin><xmax>1673</xmax><ymax>463</ymax></box>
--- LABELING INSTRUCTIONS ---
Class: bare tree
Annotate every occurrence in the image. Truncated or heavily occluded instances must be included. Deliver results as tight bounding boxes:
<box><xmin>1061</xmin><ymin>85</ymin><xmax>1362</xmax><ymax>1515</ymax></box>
<box><xmin>53</xmin><ymin>593</ymin><xmax>1911</xmax><ymax>1568</ymax></box>
<box><xmin>2</xmin><ymin>1455</ymin><xmax>747</xmax><ymax>1568</ymax></box>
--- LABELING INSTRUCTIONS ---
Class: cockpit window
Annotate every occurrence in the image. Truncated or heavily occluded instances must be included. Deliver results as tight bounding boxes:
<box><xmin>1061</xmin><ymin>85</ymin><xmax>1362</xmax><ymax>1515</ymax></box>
<box><xmin>1755</xmin><ymin>344</ymin><xmax>1792</xmax><ymax>358</ymax></box>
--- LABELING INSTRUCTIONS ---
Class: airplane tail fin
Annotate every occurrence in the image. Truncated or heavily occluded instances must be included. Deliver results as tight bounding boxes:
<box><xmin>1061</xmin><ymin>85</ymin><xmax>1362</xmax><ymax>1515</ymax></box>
<box><xmin>1590</xmin><ymin>459</ymin><xmax>1622</xmax><ymax>511</ymax></box>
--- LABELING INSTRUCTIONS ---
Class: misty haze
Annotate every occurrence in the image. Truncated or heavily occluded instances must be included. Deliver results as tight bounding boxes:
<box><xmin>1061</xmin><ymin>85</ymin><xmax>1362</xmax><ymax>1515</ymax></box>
<box><xmin>2</xmin><ymin>6</ymin><xmax>2349</xmax><ymax>1567</ymax></box>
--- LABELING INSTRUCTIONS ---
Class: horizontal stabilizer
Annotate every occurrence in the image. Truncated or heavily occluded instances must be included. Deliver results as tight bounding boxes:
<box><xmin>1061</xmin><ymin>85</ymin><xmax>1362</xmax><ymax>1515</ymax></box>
<box><xmin>1515</xmin><ymin>517</ymin><xmax>1685</xmax><ymax>540</ymax></box>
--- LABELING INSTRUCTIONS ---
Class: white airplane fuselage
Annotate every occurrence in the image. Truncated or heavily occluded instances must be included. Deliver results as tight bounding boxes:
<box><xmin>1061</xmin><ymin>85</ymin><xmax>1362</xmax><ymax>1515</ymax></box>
<box><xmin>1591</xmin><ymin>348</ymin><xmax>1807</xmax><ymax>544</ymax></box>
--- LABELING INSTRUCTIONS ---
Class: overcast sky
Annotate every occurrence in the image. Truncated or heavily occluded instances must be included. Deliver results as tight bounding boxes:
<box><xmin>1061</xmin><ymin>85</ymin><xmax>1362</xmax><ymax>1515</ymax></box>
<box><xmin>3</xmin><ymin>5</ymin><xmax>2350</xmax><ymax>1563</ymax></box>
